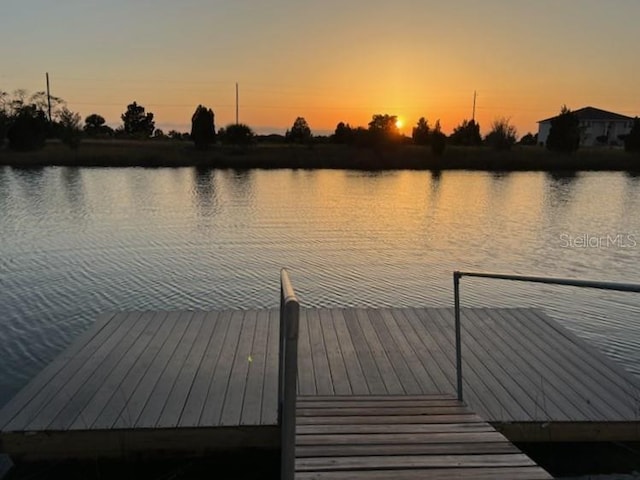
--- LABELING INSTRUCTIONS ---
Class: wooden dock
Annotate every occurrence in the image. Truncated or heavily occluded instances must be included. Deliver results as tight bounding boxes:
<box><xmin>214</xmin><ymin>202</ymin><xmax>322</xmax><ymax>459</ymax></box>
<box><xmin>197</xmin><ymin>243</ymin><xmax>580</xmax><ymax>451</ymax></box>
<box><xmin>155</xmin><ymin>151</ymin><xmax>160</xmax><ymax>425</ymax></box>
<box><xmin>1</xmin><ymin>307</ymin><xmax>639</xmax><ymax>461</ymax></box>
<box><xmin>296</xmin><ymin>394</ymin><xmax>551</xmax><ymax>479</ymax></box>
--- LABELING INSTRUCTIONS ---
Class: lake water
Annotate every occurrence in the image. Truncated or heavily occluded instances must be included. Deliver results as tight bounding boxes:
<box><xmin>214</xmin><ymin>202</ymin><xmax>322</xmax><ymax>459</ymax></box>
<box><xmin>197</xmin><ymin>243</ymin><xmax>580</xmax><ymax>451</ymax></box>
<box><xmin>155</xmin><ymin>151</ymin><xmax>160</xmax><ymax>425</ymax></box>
<box><xmin>1</xmin><ymin>166</ymin><xmax>639</xmax><ymax>407</ymax></box>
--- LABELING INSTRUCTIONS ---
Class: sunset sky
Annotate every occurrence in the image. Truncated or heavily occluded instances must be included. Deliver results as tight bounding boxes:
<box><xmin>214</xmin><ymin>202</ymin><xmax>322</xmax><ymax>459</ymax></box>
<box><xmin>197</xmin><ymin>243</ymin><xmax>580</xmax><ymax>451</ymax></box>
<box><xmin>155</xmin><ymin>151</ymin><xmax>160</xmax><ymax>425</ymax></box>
<box><xmin>1</xmin><ymin>0</ymin><xmax>639</xmax><ymax>136</ymax></box>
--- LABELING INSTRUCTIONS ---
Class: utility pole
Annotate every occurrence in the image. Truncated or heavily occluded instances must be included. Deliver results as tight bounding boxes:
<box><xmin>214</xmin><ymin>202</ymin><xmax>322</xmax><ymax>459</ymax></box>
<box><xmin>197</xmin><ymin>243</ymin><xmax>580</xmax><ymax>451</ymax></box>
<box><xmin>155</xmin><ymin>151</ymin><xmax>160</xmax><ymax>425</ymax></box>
<box><xmin>471</xmin><ymin>90</ymin><xmax>477</xmax><ymax>123</ymax></box>
<box><xmin>46</xmin><ymin>72</ymin><xmax>52</xmax><ymax>122</ymax></box>
<box><xmin>235</xmin><ymin>82</ymin><xmax>239</xmax><ymax>124</ymax></box>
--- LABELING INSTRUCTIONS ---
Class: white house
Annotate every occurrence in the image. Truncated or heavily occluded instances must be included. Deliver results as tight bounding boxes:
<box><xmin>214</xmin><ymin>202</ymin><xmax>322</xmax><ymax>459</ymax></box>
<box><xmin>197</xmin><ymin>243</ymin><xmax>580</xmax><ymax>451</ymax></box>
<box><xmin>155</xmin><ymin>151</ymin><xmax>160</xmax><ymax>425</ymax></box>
<box><xmin>537</xmin><ymin>106</ymin><xmax>635</xmax><ymax>147</ymax></box>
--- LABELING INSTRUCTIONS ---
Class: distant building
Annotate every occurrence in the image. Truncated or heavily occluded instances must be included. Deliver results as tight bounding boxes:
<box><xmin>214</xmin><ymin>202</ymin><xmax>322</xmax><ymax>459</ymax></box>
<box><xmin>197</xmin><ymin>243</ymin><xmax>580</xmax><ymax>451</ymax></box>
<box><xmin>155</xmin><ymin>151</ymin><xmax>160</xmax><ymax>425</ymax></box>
<box><xmin>537</xmin><ymin>107</ymin><xmax>635</xmax><ymax>147</ymax></box>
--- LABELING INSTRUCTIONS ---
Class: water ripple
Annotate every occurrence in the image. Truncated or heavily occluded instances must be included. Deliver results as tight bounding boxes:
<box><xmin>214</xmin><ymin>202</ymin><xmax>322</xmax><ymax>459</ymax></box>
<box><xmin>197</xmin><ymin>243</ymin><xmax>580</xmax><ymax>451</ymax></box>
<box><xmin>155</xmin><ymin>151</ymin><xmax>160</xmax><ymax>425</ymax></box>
<box><xmin>1</xmin><ymin>167</ymin><xmax>640</xmax><ymax>406</ymax></box>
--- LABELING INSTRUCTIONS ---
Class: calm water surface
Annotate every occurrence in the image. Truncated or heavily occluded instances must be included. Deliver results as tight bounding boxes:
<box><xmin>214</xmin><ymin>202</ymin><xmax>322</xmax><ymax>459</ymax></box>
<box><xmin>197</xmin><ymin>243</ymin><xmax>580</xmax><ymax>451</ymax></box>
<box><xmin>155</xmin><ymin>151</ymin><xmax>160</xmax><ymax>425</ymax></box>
<box><xmin>1</xmin><ymin>166</ymin><xmax>639</xmax><ymax>406</ymax></box>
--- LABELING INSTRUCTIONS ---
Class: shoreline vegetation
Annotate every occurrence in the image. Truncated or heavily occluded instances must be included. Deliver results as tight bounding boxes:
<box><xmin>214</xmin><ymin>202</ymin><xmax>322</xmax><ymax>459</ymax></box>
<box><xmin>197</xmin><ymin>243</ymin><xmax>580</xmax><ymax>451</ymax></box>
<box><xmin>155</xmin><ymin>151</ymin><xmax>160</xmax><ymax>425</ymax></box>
<box><xmin>1</xmin><ymin>139</ymin><xmax>639</xmax><ymax>171</ymax></box>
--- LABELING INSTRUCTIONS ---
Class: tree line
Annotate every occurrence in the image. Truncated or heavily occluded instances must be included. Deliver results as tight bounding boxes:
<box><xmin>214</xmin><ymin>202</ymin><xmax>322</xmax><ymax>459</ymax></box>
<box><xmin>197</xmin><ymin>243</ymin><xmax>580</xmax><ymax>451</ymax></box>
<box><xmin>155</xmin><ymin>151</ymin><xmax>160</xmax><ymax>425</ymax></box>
<box><xmin>2</xmin><ymin>88</ymin><xmax>639</xmax><ymax>155</ymax></box>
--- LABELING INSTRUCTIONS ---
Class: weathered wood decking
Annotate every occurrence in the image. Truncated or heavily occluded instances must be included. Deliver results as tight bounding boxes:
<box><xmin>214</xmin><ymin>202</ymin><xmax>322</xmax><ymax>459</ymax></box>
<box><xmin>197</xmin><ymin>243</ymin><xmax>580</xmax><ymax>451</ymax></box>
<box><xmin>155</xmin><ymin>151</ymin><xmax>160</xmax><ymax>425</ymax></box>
<box><xmin>296</xmin><ymin>394</ymin><xmax>552</xmax><ymax>479</ymax></box>
<box><xmin>1</xmin><ymin>307</ymin><xmax>639</xmax><ymax>460</ymax></box>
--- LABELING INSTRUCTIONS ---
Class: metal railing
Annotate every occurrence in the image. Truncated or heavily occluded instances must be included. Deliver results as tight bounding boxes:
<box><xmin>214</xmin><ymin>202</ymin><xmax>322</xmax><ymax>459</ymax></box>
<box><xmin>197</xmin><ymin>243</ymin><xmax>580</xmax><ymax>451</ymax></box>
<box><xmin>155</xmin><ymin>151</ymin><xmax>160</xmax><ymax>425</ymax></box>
<box><xmin>453</xmin><ymin>271</ymin><xmax>640</xmax><ymax>402</ymax></box>
<box><xmin>278</xmin><ymin>269</ymin><xmax>300</xmax><ymax>480</ymax></box>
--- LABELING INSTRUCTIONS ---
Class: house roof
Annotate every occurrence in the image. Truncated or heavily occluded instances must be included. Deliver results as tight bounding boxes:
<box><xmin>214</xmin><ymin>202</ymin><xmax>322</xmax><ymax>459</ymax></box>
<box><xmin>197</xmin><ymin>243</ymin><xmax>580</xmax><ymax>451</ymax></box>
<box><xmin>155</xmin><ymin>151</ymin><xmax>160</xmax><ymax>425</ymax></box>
<box><xmin>538</xmin><ymin>106</ymin><xmax>635</xmax><ymax>123</ymax></box>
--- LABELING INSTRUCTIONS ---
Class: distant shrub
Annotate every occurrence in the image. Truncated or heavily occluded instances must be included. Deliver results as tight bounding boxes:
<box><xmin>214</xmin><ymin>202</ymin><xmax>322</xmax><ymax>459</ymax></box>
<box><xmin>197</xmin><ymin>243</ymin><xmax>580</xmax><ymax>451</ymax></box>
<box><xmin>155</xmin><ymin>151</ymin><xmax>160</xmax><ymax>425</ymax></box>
<box><xmin>485</xmin><ymin>117</ymin><xmax>517</xmax><ymax>151</ymax></box>
<box><xmin>220</xmin><ymin>123</ymin><xmax>254</xmax><ymax>146</ymax></box>
<box><xmin>519</xmin><ymin>132</ymin><xmax>538</xmax><ymax>146</ymax></box>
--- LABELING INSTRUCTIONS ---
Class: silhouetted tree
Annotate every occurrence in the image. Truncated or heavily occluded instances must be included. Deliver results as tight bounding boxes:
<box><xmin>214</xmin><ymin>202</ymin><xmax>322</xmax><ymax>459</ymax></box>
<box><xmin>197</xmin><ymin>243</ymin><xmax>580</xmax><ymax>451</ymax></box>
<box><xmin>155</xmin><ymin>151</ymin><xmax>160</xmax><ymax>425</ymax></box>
<box><xmin>153</xmin><ymin>128</ymin><xmax>166</xmax><ymax>139</ymax></box>
<box><xmin>220</xmin><ymin>123</ymin><xmax>254</xmax><ymax>146</ymax></box>
<box><xmin>332</xmin><ymin>122</ymin><xmax>354</xmax><ymax>144</ymax></box>
<box><xmin>431</xmin><ymin>120</ymin><xmax>446</xmax><ymax>156</ymax></box>
<box><xmin>58</xmin><ymin>107</ymin><xmax>82</xmax><ymax>149</ymax></box>
<box><xmin>84</xmin><ymin>114</ymin><xmax>112</xmax><ymax>137</ymax></box>
<box><xmin>519</xmin><ymin>132</ymin><xmax>538</xmax><ymax>146</ymax></box>
<box><xmin>546</xmin><ymin>106</ymin><xmax>580</xmax><ymax>154</ymax></box>
<box><xmin>190</xmin><ymin>105</ymin><xmax>216</xmax><ymax>149</ymax></box>
<box><xmin>449</xmin><ymin>119</ymin><xmax>482</xmax><ymax>146</ymax></box>
<box><xmin>368</xmin><ymin>114</ymin><xmax>400</xmax><ymax>146</ymax></box>
<box><xmin>624</xmin><ymin>118</ymin><xmax>640</xmax><ymax>153</ymax></box>
<box><xmin>121</xmin><ymin>102</ymin><xmax>155</xmax><ymax>138</ymax></box>
<box><xmin>29</xmin><ymin>91</ymin><xmax>65</xmax><ymax>122</ymax></box>
<box><xmin>485</xmin><ymin>117</ymin><xmax>517</xmax><ymax>151</ymax></box>
<box><xmin>285</xmin><ymin>117</ymin><xmax>312</xmax><ymax>143</ymax></box>
<box><xmin>352</xmin><ymin>127</ymin><xmax>371</xmax><ymax>147</ymax></box>
<box><xmin>412</xmin><ymin>117</ymin><xmax>430</xmax><ymax>145</ymax></box>
<box><xmin>7</xmin><ymin>105</ymin><xmax>48</xmax><ymax>151</ymax></box>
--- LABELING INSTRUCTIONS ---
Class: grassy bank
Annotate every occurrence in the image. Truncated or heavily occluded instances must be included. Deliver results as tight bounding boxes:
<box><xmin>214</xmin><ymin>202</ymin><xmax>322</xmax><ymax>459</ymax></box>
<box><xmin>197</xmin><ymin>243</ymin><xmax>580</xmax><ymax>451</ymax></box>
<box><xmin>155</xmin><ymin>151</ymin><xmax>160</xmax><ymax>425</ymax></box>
<box><xmin>1</xmin><ymin>139</ymin><xmax>639</xmax><ymax>171</ymax></box>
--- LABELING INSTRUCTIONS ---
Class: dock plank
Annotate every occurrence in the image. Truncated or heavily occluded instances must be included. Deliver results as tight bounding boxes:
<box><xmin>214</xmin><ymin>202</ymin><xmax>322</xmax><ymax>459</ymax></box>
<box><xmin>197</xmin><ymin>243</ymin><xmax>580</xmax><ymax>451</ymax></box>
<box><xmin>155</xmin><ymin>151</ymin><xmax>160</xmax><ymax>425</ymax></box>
<box><xmin>515</xmin><ymin>308</ymin><xmax>639</xmax><ymax>418</ymax></box>
<box><xmin>404</xmin><ymin>308</ymin><xmax>496</xmax><ymax>420</ymax></box>
<box><xmin>295</xmin><ymin>467</ymin><xmax>552</xmax><ymax>480</ymax></box>
<box><xmin>343</xmin><ymin>309</ymin><xmax>386</xmax><ymax>394</ymax></box>
<box><xmin>58</xmin><ymin>311</ymin><xmax>163</xmax><ymax>430</ymax></box>
<box><xmin>0</xmin><ymin>313</ymin><xmax>116</xmax><ymax>430</ymax></box>
<box><xmin>198</xmin><ymin>310</ymin><xmax>244</xmax><ymax>426</ymax></box>
<box><xmin>136</xmin><ymin>312</ymin><xmax>201</xmax><ymax>428</ymax></box>
<box><xmin>80</xmin><ymin>311</ymin><xmax>175</xmax><ymax>430</ymax></box>
<box><xmin>387</xmin><ymin>308</ymin><xmax>453</xmax><ymax>393</ymax></box>
<box><xmin>330</xmin><ymin>310</ymin><xmax>369</xmax><ymax>395</ymax></box>
<box><xmin>377</xmin><ymin>309</ymin><xmax>437</xmax><ymax>393</ymax></box>
<box><xmin>260</xmin><ymin>309</ymin><xmax>280</xmax><ymax>425</ymax></box>
<box><xmin>368</xmin><ymin>309</ymin><xmax>423</xmax><ymax>394</ymax></box>
<box><xmin>3</xmin><ymin>305</ymin><xmax>640</xmax><ymax>461</ymax></box>
<box><xmin>355</xmin><ymin>309</ymin><xmax>404</xmax><ymax>394</ymax></box>
<box><xmin>24</xmin><ymin>312</ymin><xmax>146</xmax><ymax>431</ymax></box>
<box><xmin>297</xmin><ymin>310</ymin><xmax>317</xmax><ymax>395</ymax></box>
<box><xmin>492</xmin><ymin>308</ymin><xmax>620</xmax><ymax>420</ymax></box>
<box><xmin>318</xmin><ymin>309</ymin><xmax>351</xmax><ymax>395</ymax></box>
<box><xmin>241</xmin><ymin>310</ymin><xmax>271</xmax><ymax>425</ymax></box>
<box><xmin>108</xmin><ymin>311</ymin><xmax>188</xmax><ymax>429</ymax></box>
<box><xmin>220</xmin><ymin>310</ymin><xmax>257</xmax><ymax>426</ymax></box>
<box><xmin>157</xmin><ymin>311</ymin><xmax>217</xmax><ymax>428</ymax></box>
<box><xmin>178</xmin><ymin>310</ymin><xmax>231</xmax><ymax>427</ymax></box>
<box><xmin>307</xmin><ymin>309</ymin><xmax>334</xmax><ymax>395</ymax></box>
<box><xmin>462</xmin><ymin>308</ymin><xmax>570</xmax><ymax>421</ymax></box>
<box><xmin>295</xmin><ymin>395</ymin><xmax>551</xmax><ymax>479</ymax></box>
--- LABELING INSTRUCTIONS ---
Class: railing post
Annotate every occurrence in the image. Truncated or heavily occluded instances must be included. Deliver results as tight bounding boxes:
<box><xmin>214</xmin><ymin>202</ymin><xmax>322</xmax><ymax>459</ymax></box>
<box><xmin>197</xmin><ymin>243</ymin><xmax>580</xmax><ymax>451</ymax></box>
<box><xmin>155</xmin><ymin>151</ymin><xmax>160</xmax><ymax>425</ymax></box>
<box><xmin>453</xmin><ymin>271</ymin><xmax>463</xmax><ymax>403</ymax></box>
<box><xmin>279</xmin><ymin>269</ymin><xmax>299</xmax><ymax>480</ymax></box>
<box><xmin>278</xmin><ymin>280</ymin><xmax>285</xmax><ymax>425</ymax></box>
<box><xmin>450</xmin><ymin>270</ymin><xmax>640</xmax><ymax>405</ymax></box>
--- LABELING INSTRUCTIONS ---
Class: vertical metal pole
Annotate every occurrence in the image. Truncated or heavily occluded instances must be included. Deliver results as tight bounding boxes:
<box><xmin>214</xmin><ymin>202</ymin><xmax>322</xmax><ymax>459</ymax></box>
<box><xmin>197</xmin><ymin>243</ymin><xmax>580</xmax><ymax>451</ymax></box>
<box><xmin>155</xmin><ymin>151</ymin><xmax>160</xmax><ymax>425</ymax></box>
<box><xmin>454</xmin><ymin>272</ymin><xmax>463</xmax><ymax>402</ymax></box>
<box><xmin>235</xmin><ymin>82</ymin><xmax>239</xmax><ymax>125</ymax></box>
<box><xmin>46</xmin><ymin>72</ymin><xmax>52</xmax><ymax>122</ymax></box>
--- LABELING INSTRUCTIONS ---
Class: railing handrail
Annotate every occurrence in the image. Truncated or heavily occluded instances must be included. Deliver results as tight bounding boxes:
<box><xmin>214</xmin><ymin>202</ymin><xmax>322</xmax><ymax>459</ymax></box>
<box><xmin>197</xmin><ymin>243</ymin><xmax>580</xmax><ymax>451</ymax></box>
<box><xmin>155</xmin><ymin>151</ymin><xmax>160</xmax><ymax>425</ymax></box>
<box><xmin>281</xmin><ymin>268</ymin><xmax>299</xmax><ymax>303</ymax></box>
<box><xmin>453</xmin><ymin>271</ymin><xmax>640</xmax><ymax>402</ymax></box>
<box><xmin>278</xmin><ymin>268</ymin><xmax>299</xmax><ymax>480</ymax></box>
<box><xmin>455</xmin><ymin>271</ymin><xmax>640</xmax><ymax>293</ymax></box>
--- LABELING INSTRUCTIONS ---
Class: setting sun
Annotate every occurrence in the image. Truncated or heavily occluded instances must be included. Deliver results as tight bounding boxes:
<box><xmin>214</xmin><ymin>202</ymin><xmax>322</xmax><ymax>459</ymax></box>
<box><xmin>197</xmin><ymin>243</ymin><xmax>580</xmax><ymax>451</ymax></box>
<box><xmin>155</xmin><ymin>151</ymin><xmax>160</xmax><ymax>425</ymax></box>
<box><xmin>395</xmin><ymin>118</ymin><xmax>404</xmax><ymax>129</ymax></box>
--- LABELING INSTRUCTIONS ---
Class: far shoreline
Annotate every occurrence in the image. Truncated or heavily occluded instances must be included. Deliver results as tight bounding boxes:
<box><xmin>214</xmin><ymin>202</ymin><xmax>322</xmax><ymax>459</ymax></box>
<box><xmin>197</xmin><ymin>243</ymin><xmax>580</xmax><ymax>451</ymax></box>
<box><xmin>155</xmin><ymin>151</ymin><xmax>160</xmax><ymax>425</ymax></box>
<box><xmin>1</xmin><ymin>139</ymin><xmax>639</xmax><ymax>172</ymax></box>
